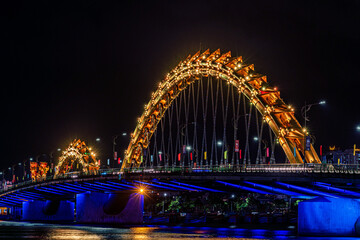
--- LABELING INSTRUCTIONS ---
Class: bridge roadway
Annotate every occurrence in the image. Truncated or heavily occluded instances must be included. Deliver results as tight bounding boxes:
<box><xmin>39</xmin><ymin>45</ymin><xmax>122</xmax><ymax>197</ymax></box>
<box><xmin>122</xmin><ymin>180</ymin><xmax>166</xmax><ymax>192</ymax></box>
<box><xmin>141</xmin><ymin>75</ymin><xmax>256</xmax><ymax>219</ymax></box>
<box><xmin>1</xmin><ymin>164</ymin><xmax>360</xmax><ymax>207</ymax></box>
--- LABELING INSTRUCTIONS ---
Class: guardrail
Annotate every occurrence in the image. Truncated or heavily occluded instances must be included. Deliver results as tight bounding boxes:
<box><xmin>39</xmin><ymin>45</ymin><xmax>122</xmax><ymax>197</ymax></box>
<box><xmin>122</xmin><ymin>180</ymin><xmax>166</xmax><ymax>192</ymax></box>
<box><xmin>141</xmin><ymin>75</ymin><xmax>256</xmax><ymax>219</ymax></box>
<box><xmin>122</xmin><ymin>164</ymin><xmax>360</xmax><ymax>174</ymax></box>
<box><xmin>1</xmin><ymin>164</ymin><xmax>359</xmax><ymax>193</ymax></box>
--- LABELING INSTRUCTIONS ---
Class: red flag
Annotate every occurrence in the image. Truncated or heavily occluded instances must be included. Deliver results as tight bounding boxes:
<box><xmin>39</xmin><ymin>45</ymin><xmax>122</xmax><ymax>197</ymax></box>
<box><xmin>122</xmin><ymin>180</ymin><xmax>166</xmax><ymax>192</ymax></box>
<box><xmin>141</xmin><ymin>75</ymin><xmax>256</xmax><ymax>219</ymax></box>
<box><xmin>320</xmin><ymin>145</ymin><xmax>323</xmax><ymax>156</ymax></box>
<box><xmin>235</xmin><ymin>140</ymin><xmax>239</xmax><ymax>152</ymax></box>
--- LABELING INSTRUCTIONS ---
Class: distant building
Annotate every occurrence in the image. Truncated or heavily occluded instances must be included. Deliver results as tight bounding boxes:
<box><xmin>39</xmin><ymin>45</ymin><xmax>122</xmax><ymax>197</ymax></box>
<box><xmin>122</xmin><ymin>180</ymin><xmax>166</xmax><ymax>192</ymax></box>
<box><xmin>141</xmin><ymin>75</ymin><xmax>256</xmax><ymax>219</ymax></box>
<box><xmin>323</xmin><ymin>146</ymin><xmax>360</xmax><ymax>165</ymax></box>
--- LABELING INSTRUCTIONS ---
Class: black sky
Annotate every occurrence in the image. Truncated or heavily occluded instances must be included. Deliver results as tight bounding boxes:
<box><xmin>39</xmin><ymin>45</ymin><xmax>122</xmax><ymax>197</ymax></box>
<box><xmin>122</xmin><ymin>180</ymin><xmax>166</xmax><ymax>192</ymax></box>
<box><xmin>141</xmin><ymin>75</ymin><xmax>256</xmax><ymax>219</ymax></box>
<box><xmin>2</xmin><ymin>0</ymin><xmax>360</xmax><ymax>169</ymax></box>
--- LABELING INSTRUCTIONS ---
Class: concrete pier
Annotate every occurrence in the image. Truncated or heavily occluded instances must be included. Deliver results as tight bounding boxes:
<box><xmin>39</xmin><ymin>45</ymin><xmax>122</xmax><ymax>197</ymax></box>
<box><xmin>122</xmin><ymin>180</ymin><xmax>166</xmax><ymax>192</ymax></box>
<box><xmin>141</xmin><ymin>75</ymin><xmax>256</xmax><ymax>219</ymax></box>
<box><xmin>298</xmin><ymin>197</ymin><xmax>360</xmax><ymax>236</ymax></box>
<box><xmin>76</xmin><ymin>192</ymin><xmax>144</xmax><ymax>224</ymax></box>
<box><xmin>22</xmin><ymin>200</ymin><xmax>74</xmax><ymax>221</ymax></box>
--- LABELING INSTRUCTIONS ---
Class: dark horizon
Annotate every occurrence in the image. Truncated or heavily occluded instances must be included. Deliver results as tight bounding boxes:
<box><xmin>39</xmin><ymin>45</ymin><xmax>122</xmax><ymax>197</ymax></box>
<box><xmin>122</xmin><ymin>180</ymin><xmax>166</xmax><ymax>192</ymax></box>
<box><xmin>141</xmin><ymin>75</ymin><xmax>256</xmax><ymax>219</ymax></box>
<box><xmin>2</xmin><ymin>0</ymin><xmax>360</xmax><ymax>169</ymax></box>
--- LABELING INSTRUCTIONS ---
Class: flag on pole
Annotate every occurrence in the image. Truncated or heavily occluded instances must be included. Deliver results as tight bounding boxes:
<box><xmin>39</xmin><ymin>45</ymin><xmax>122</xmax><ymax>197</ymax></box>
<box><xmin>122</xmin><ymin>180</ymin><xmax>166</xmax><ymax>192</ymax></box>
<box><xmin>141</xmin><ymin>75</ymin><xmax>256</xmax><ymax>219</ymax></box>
<box><xmin>320</xmin><ymin>145</ymin><xmax>322</xmax><ymax>156</ymax></box>
<box><xmin>235</xmin><ymin>140</ymin><xmax>239</xmax><ymax>152</ymax></box>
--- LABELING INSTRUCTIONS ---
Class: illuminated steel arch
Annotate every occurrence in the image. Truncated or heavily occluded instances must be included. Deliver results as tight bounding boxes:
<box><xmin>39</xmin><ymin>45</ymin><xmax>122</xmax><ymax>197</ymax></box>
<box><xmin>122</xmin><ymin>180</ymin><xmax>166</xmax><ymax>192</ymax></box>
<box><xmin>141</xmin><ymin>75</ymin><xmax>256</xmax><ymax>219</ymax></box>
<box><xmin>122</xmin><ymin>49</ymin><xmax>320</xmax><ymax>169</ymax></box>
<box><xmin>55</xmin><ymin>139</ymin><xmax>100</xmax><ymax>177</ymax></box>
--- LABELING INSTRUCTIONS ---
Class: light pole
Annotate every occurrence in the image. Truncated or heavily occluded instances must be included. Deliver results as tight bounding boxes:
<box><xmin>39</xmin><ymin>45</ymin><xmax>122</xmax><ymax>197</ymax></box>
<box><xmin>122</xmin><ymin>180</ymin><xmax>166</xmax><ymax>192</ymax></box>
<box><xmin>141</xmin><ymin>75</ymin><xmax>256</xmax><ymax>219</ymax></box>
<box><xmin>163</xmin><ymin>193</ymin><xmax>167</xmax><ymax>213</ymax></box>
<box><xmin>113</xmin><ymin>133</ymin><xmax>128</xmax><ymax>169</ymax></box>
<box><xmin>301</xmin><ymin>100</ymin><xmax>326</xmax><ymax>163</ymax></box>
<box><xmin>301</xmin><ymin>100</ymin><xmax>326</xmax><ymax>130</ymax></box>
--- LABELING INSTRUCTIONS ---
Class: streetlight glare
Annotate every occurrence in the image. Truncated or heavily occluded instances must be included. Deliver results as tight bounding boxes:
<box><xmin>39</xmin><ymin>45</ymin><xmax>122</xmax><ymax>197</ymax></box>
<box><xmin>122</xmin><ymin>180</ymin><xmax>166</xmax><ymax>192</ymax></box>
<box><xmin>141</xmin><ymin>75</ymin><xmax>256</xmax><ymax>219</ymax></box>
<box><xmin>253</xmin><ymin>137</ymin><xmax>259</xmax><ymax>141</ymax></box>
<box><xmin>96</xmin><ymin>138</ymin><xmax>101</xmax><ymax>142</ymax></box>
<box><xmin>357</xmin><ymin>125</ymin><xmax>360</xmax><ymax>131</ymax></box>
<box><xmin>122</xmin><ymin>132</ymin><xmax>127</xmax><ymax>136</ymax></box>
<box><xmin>186</xmin><ymin>146</ymin><xmax>192</xmax><ymax>151</ymax></box>
<box><xmin>319</xmin><ymin>100</ymin><xmax>326</xmax><ymax>105</ymax></box>
<box><xmin>217</xmin><ymin>141</ymin><xmax>223</xmax><ymax>146</ymax></box>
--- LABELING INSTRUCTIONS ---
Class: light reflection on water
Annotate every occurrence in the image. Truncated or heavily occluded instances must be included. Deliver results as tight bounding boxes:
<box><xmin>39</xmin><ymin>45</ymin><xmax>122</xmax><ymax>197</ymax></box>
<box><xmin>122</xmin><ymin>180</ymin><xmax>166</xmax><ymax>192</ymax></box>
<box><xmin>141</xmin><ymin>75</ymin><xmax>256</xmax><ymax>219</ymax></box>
<box><xmin>0</xmin><ymin>221</ymin><xmax>359</xmax><ymax>240</ymax></box>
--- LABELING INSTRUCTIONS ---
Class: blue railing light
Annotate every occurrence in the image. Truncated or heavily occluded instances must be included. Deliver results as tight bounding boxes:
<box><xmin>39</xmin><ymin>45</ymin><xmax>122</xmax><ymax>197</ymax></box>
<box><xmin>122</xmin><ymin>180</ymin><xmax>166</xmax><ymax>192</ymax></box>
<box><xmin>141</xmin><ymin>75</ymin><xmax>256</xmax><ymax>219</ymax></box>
<box><xmin>11</xmin><ymin>193</ymin><xmax>38</xmax><ymax>200</ymax></box>
<box><xmin>21</xmin><ymin>191</ymin><xmax>44</xmax><ymax>197</ymax></box>
<box><xmin>243</xmin><ymin>181</ymin><xmax>309</xmax><ymax>197</ymax></box>
<box><xmin>170</xmin><ymin>180</ymin><xmax>223</xmax><ymax>192</ymax></box>
<box><xmin>276</xmin><ymin>182</ymin><xmax>339</xmax><ymax>198</ymax></box>
<box><xmin>34</xmin><ymin>188</ymin><xmax>63</xmax><ymax>195</ymax></box>
<box><xmin>0</xmin><ymin>200</ymin><xmax>17</xmax><ymax>206</ymax></box>
<box><xmin>313</xmin><ymin>182</ymin><xmax>360</xmax><ymax>198</ymax></box>
<box><xmin>51</xmin><ymin>185</ymin><xmax>80</xmax><ymax>193</ymax></box>
<box><xmin>41</xmin><ymin>186</ymin><xmax>70</xmax><ymax>194</ymax></box>
<box><xmin>93</xmin><ymin>181</ymin><xmax>126</xmax><ymax>190</ymax></box>
<box><xmin>133</xmin><ymin>180</ymin><xmax>177</xmax><ymax>190</ymax></box>
<box><xmin>1</xmin><ymin>197</ymin><xmax>24</xmax><ymax>204</ymax></box>
<box><xmin>152</xmin><ymin>180</ymin><xmax>199</xmax><ymax>191</ymax></box>
<box><xmin>106</xmin><ymin>181</ymin><xmax>137</xmax><ymax>189</ymax></box>
<box><xmin>82</xmin><ymin>182</ymin><xmax>118</xmax><ymax>191</ymax></box>
<box><xmin>216</xmin><ymin>180</ymin><xmax>273</xmax><ymax>195</ymax></box>
<box><xmin>62</xmin><ymin>183</ymin><xmax>94</xmax><ymax>191</ymax></box>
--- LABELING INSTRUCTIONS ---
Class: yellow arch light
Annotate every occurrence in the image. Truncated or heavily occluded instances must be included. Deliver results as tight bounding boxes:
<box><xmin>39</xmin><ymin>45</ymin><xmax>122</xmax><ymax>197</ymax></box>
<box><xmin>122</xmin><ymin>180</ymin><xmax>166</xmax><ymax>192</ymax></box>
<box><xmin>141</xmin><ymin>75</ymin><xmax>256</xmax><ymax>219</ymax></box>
<box><xmin>121</xmin><ymin>49</ymin><xmax>321</xmax><ymax>169</ymax></box>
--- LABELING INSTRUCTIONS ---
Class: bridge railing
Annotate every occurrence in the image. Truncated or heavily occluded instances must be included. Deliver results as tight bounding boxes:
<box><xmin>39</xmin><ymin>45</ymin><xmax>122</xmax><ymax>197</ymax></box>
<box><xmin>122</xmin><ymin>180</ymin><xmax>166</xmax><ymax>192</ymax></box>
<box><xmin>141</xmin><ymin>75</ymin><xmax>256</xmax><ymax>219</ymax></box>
<box><xmin>122</xmin><ymin>164</ymin><xmax>360</xmax><ymax>174</ymax></box>
<box><xmin>1</xmin><ymin>164</ymin><xmax>360</xmax><ymax>193</ymax></box>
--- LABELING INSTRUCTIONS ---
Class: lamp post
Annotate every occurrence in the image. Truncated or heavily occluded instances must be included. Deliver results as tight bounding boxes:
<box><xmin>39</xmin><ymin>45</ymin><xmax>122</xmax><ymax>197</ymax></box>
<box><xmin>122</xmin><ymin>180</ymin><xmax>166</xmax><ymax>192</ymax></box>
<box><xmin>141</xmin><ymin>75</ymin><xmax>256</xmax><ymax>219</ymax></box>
<box><xmin>302</xmin><ymin>100</ymin><xmax>326</xmax><ymax>130</ymax></box>
<box><xmin>113</xmin><ymin>133</ymin><xmax>128</xmax><ymax>169</ymax></box>
<box><xmin>163</xmin><ymin>192</ymin><xmax>167</xmax><ymax>213</ymax></box>
<box><xmin>301</xmin><ymin>100</ymin><xmax>326</xmax><ymax>163</ymax></box>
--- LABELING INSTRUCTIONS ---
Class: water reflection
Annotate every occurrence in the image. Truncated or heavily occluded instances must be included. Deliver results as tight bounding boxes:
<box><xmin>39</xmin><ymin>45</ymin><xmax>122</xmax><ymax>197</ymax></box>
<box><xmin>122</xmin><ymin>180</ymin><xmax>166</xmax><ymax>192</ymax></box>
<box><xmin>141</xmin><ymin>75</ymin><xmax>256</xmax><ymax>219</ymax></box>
<box><xmin>48</xmin><ymin>228</ymin><xmax>103</xmax><ymax>240</ymax></box>
<box><xmin>1</xmin><ymin>221</ymin><xmax>360</xmax><ymax>240</ymax></box>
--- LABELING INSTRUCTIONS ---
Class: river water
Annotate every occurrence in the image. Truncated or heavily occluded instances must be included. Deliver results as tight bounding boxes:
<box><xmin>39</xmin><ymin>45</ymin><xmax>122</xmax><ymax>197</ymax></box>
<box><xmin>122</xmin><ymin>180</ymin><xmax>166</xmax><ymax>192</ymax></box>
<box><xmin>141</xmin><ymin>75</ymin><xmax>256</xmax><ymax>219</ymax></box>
<box><xmin>0</xmin><ymin>221</ymin><xmax>358</xmax><ymax>240</ymax></box>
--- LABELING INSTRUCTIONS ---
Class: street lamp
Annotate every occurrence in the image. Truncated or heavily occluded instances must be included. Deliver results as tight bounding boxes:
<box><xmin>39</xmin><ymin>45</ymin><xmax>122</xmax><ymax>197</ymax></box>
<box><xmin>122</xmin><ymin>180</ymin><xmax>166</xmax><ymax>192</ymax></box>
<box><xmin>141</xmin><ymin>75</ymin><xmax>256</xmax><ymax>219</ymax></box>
<box><xmin>356</xmin><ymin>125</ymin><xmax>360</xmax><ymax>131</ymax></box>
<box><xmin>301</xmin><ymin>100</ymin><xmax>326</xmax><ymax>163</ymax></box>
<box><xmin>163</xmin><ymin>193</ymin><xmax>167</xmax><ymax>213</ymax></box>
<box><xmin>217</xmin><ymin>141</ymin><xmax>223</xmax><ymax>146</ymax></box>
<box><xmin>301</xmin><ymin>100</ymin><xmax>326</xmax><ymax>130</ymax></box>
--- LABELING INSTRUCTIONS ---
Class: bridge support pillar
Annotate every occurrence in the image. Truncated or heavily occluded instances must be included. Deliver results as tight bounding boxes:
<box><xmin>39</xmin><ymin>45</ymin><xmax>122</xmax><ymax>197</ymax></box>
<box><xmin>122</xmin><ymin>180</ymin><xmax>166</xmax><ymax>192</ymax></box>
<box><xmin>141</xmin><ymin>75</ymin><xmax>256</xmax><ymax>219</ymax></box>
<box><xmin>298</xmin><ymin>197</ymin><xmax>360</xmax><ymax>236</ymax></box>
<box><xmin>75</xmin><ymin>192</ymin><xmax>143</xmax><ymax>224</ymax></box>
<box><xmin>22</xmin><ymin>200</ymin><xmax>74</xmax><ymax>221</ymax></box>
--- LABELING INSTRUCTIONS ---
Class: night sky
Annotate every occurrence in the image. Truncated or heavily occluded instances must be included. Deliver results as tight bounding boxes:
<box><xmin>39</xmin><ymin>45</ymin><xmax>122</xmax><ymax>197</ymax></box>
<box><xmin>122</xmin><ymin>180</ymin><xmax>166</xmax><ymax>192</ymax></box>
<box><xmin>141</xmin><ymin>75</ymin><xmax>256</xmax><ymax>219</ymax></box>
<box><xmin>2</xmin><ymin>0</ymin><xmax>360</xmax><ymax>169</ymax></box>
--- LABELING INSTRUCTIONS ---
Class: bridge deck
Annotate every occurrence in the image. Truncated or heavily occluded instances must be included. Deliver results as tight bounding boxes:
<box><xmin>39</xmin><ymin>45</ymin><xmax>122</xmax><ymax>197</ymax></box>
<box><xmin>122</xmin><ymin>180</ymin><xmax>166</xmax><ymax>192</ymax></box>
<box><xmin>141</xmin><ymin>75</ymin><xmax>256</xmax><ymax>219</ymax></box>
<box><xmin>1</xmin><ymin>164</ymin><xmax>360</xmax><ymax>207</ymax></box>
